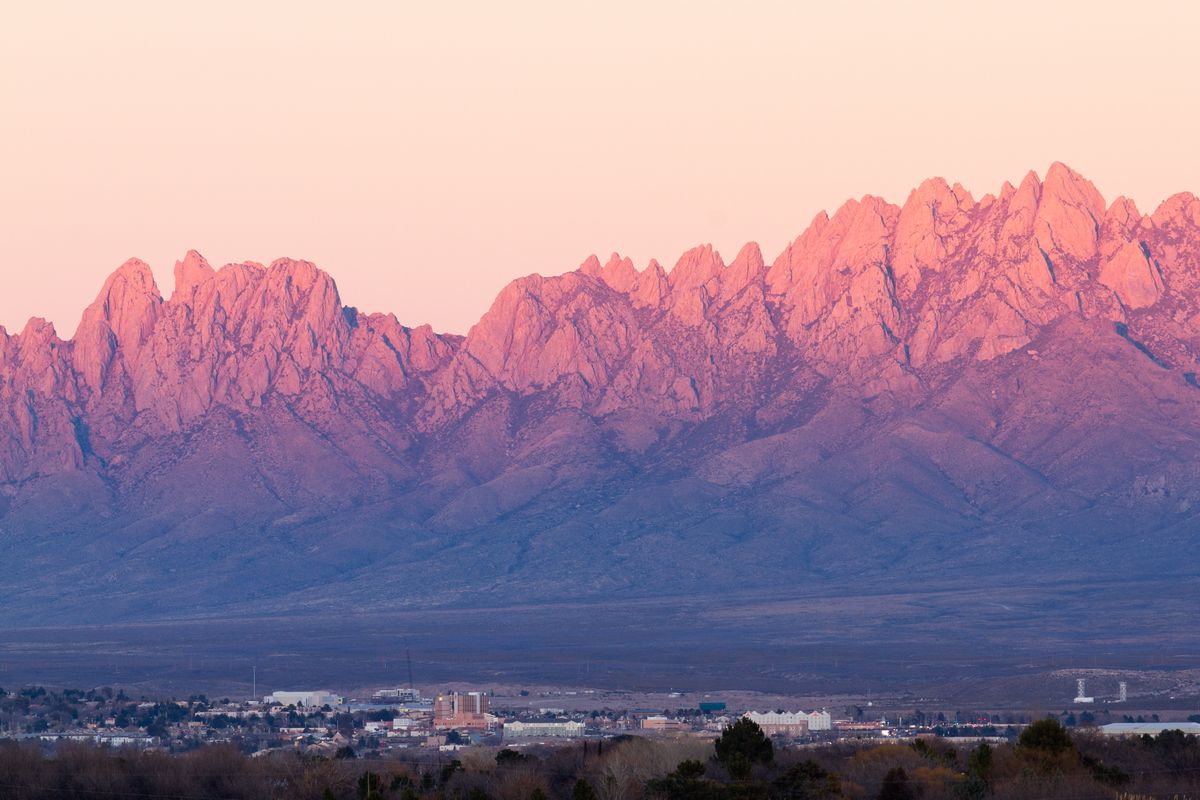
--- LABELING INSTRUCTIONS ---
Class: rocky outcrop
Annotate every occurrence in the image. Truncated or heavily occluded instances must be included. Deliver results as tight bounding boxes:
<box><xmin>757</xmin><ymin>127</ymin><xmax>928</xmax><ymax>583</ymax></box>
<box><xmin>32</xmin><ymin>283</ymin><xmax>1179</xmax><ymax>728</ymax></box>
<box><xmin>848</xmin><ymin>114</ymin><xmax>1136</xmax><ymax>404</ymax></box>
<box><xmin>4</xmin><ymin>163</ymin><xmax>1200</xmax><ymax>622</ymax></box>
<box><xmin>7</xmin><ymin>163</ymin><xmax>1200</xmax><ymax>483</ymax></box>
<box><xmin>0</xmin><ymin>253</ymin><xmax>458</xmax><ymax>481</ymax></box>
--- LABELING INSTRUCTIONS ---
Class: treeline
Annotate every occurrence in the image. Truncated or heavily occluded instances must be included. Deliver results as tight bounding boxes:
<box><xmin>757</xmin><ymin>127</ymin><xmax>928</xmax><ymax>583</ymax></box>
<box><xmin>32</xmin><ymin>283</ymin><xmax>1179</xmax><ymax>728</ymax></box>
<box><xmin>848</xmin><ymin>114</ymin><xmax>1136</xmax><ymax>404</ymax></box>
<box><xmin>1</xmin><ymin>719</ymin><xmax>1199</xmax><ymax>800</ymax></box>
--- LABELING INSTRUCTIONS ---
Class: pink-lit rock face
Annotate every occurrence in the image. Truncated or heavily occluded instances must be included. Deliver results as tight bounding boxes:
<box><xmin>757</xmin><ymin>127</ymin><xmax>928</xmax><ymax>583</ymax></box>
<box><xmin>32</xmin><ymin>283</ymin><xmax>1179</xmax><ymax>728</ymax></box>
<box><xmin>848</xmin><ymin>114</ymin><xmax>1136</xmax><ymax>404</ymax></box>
<box><xmin>5</xmin><ymin>163</ymin><xmax>1200</xmax><ymax>482</ymax></box>
<box><xmin>3</xmin><ymin>163</ymin><xmax>1200</xmax><ymax>621</ymax></box>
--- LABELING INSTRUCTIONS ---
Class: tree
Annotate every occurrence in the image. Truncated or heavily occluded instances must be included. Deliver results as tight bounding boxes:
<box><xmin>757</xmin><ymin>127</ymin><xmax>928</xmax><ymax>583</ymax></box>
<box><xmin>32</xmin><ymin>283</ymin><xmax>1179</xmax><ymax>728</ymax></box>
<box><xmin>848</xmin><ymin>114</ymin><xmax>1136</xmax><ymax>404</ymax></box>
<box><xmin>572</xmin><ymin>779</ymin><xmax>599</xmax><ymax>800</ymax></box>
<box><xmin>440</xmin><ymin>759</ymin><xmax>463</xmax><ymax>785</ymax></box>
<box><xmin>966</xmin><ymin>742</ymin><xmax>992</xmax><ymax>781</ymax></box>
<box><xmin>1018</xmin><ymin>718</ymin><xmax>1077</xmax><ymax>775</ymax></box>
<box><xmin>496</xmin><ymin>748</ymin><xmax>531</xmax><ymax>766</ymax></box>
<box><xmin>954</xmin><ymin>743</ymin><xmax>993</xmax><ymax>800</ymax></box>
<box><xmin>877</xmin><ymin>768</ymin><xmax>915</xmax><ymax>800</ymax></box>
<box><xmin>772</xmin><ymin>760</ymin><xmax>843</xmax><ymax>799</ymax></box>
<box><xmin>1018</xmin><ymin>719</ymin><xmax>1073</xmax><ymax>755</ymax></box>
<box><xmin>358</xmin><ymin>770</ymin><xmax>384</xmax><ymax>800</ymax></box>
<box><xmin>645</xmin><ymin>760</ymin><xmax>711</xmax><ymax>800</ymax></box>
<box><xmin>715</xmin><ymin>717</ymin><xmax>773</xmax><ymax>779</ymax></box>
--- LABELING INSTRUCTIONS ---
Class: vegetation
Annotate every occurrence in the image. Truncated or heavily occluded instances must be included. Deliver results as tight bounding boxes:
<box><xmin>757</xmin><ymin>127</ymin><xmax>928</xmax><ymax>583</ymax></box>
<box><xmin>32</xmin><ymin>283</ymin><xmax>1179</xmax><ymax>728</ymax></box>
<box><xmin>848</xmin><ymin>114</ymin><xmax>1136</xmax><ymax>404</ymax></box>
<box><xmin>1</xmin><ymin>723</ymin><xmax>1200</xmax><ymax>799</ymax></box>
<box><xmin>714</xmin><ymin>717</ymin><xmax>774</xmax><ymax>779</ymax></box>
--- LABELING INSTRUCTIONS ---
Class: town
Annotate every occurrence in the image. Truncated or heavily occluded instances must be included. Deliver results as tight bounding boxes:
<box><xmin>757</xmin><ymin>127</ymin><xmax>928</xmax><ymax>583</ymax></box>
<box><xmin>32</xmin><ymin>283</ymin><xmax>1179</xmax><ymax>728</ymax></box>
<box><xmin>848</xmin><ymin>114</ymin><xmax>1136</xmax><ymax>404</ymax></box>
<box><xmin>4</xmin><ymin>681</ymin><xmax>1200</xmax><ymax>799</ymax></box>
<box><xmin>3</xmin><ymin>682</ymin><xmax>1197</xmax><ymax>757</ymax></box>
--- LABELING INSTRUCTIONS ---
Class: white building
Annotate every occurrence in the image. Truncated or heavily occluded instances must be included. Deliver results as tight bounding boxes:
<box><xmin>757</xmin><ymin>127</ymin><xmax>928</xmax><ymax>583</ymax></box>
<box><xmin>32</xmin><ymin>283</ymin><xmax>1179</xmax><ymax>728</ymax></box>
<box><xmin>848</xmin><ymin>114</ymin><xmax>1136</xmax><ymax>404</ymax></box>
<box><xmin>806</xmin><ymin>710</ymin><xmax>832</xmax><ymax>731</ymax></box>
<box><xmin>745</xmin><ymin>711</ymin><xmax>808</xmax><ymax>736</ymax></box>
<box><xmin>1099</xmin><ymin>722</ymin><xmax>1200</xmax><ymax>737</ymax></box>
<box><xmin>744</xmin><ymin>710</ymin><xmax>831</xmax><ymax>735</ymax></box>
<box><xmin>264</xmin><ymin>690</ymin><xmax>343</xmax><ymax>708</ymax></box>
<box><xmin>373</xmin><ymin>688</ymin><xmax>423</xmax><ymax>703</ymax></box>
<box><xmin>504</xmin><ymin>720</ymin><xmax>585</xmax><ymax>739</ymax></box>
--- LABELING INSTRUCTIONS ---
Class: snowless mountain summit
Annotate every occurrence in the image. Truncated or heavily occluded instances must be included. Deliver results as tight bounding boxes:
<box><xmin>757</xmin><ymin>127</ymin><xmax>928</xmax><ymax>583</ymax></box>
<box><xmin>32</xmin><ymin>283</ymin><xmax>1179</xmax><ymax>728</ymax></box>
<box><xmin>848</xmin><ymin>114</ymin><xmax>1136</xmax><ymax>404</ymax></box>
<box><xmin>2</xmin><ymin>163</ymin><xmax>1200</xmax><ymax>622</ymax></box>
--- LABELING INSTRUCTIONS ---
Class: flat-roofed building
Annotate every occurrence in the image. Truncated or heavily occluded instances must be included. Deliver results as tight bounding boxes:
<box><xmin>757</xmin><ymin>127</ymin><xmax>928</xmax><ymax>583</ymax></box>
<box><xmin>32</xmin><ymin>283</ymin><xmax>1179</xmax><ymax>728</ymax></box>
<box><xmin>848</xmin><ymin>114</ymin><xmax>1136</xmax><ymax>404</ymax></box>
<box><xmin>434</xmin><ymin>691</ymin><xmax>492</xmax><ymax>730</ymax></box>
<box><xmin>805</xmin><ymin>710</ymin><xmax>832</xmax><ymax>731</ymax></box>
<box><xmin>504</xmin><ymin>720</ymin><xmax>585</xmax><ymax>739</ymax></box>
<box><xmin>1099</xmin><ymin>722</ymin><xmax>1200</xmax><ymax>736</ymax></box>
<box><xmin>744</xmin><ymin>711</ymin><xmax>809</xmax><ymax>737</ymax></box>
<box><xmin>642</xmin><ymin>716</ymin><xmax>689</xmax><ymax>733</ymax></box>
<box><xmin>264</xmin><ymin>691</ymin><xmax>343</xmax><ymax>708</ymax></box>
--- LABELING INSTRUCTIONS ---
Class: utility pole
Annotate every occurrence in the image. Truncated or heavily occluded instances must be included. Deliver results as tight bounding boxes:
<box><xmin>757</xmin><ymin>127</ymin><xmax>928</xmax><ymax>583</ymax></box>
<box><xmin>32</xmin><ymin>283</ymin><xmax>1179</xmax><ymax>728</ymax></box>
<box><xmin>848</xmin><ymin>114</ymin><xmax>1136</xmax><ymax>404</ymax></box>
<box><xmin>252</xmin><ymin>666</ymin><xmax>257</xmax><ymax>702</ymax></box>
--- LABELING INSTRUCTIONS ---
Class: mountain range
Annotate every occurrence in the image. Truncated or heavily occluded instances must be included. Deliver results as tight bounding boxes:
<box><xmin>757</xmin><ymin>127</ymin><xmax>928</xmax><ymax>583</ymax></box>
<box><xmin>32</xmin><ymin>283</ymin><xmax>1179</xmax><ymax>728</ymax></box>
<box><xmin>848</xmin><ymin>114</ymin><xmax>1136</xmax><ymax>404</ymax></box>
<box><xmin>3</xmin><ymin>162</ymin><xmax>1200</xmax><ymax>631</ymax></box>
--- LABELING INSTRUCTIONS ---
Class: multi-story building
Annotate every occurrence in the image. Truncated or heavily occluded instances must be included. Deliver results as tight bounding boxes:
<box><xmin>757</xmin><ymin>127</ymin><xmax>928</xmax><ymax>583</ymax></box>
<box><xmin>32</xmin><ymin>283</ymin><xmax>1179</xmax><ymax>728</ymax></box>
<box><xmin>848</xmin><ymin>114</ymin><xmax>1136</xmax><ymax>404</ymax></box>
<box><xmin>641</xmin><ymin>716</ymin><xmax>689</xmax><ymax>733</ymax></box>
<box><xmin>744</xmin><ymin>709</ymin><xmax>832</xmax><ymax>735</ymax></box>
<box><xmin>805</xmin><ymin>710</ymin><xmax>832</xmax><ymax>731</ymax></box>
<box><xmin>503</xmin><ymin>720</ymin><xmax>585</xmax><ymax>739</ymax></box>
<box><xmin>372</xmin><ymin>688</ymin><xmax>423</xmax><ymax>703</ymax></box>
<box><xmin>744</xmin><ymin>711</ymin><xmax>809</xmax><ymax>737</ymax></box>
<box><xmin>434</xmin><ymin>691</ymin><xmax>492</xmax><ymax>730</ymax></box>
<box><xmin>263</xmin><ymin>691</ymin><xmax>343</xmax><ymax>708</ymax></box>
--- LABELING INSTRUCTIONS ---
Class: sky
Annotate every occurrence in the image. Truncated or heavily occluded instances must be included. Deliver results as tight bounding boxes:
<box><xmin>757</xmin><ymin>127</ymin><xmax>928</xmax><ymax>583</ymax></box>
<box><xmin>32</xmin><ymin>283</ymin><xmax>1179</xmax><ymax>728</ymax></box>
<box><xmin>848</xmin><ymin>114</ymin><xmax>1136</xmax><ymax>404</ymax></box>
<box><xmin>2</xmin><ymin>0</ymin><xmax>1198</xmax><ymax>337</ymax></box>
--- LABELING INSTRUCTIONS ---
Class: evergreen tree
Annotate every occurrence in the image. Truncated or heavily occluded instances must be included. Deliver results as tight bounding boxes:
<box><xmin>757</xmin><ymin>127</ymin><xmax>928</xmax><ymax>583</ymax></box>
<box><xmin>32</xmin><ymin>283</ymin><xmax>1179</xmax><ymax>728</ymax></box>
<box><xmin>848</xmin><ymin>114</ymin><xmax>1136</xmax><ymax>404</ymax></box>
<box><xmin>715</xmin><ymin>717</ymin><xmax>773</xmax><ymax>779</ymax></box>
<box><xmin>877</xmin><ymin>767</ymin><xmax>915</xmax><ymax>800</ymax></box>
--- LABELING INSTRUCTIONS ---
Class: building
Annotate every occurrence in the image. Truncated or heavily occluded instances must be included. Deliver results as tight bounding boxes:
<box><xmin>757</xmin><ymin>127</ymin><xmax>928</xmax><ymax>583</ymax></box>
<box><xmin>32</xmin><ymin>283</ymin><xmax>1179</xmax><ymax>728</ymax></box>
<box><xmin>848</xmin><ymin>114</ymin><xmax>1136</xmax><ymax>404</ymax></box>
<box><xmin>40</xmin><ymin>731</ymin><xmax>157</xmax><ymax>747</ymax></box>
<box><xmin>744</xmin><ymin>710</ymin><xmax>831</xmax><ymax>736</ymax></box>
<box><xmin>373</xmin><ymin>688</ymin><xmax>423</xmax><ymax>703</ymax></box>
<box><xmin>744</xmin><ymin>711</ymin><xmax>808</xmax><ymax>737</ymax></box>
<box><xmin>1099</xmin><ymin>723</ymin><xmax>1200</xmax><ymax>737</ymax></box>
<box><xmin>504</xmin><ymin>720</ymin><xmax>585</xmax><ymax>739</ymax></box>
<box><xmin>264</xmin><ymin>691</ymin><xmax>343</xmax><ymax>708</ymax></box>
<box><xmin>642</xmin><ymin>716</ymin><xmax>689</xmax><ymax>733</ymax></box>
<box><xmin>434</xmin><ymin>691</ymin><xmax>492</xmax><ymax>730</ymax></box>
<box><xmin>806</xmin><ymin>711</ymin><xmax>832</xmax><ymax>731</ymax></box>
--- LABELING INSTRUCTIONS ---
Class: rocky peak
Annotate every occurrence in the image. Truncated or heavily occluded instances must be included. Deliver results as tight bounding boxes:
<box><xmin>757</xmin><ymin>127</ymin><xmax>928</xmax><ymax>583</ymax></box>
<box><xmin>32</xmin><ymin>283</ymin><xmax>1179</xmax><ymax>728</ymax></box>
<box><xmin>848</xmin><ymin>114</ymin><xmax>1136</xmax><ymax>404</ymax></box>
<box><xmin>78</xmin><ymin>258</ymin><xmax>162</xmax><ymax>339</ymax></box>
<box><xmin>892</xmin><ymin>177</ymin><xmax>974</xmax><ymax>296</ymax></box>
<box><xmin>73</xmin><ymin>258</ymin><xmax>162</xmax><ymax>392</ymax></box>
<box><xmin>598</xmin><ymin>253</ymin><xmax>638</xmax><ymax>294</ymax></box>
<box><xmin>171</xmin><ymin>249</ymin><xmax>216</xmax><ymax>302</ymax></box>
<box><xmin>1152</xmin><ymin>192</ymin><xmax>1200</xmax><ymax>229</ymax></box>
<box><xmin>722</xmin><ymin>242</ymin><xmax>765</xmax><ymax>300</ymax></box>
<box><xmin>1032</xmin><ymin>161</ymin><xmax>1105</xmax><ymax>263</ymax></box>
<box><xmin>4</xmin><ymin>162</ymin><xmax>1200</xmax><ymax>486</ymax></box>
<box><xmin>668</xmin><ymin>244</ymin><xmax>724</xmax><ymax>290</ymax></box>
<box><xmin>16</xmin><ymin>316</ymin><xmax>60</xmax><ymax>353</ymax></box>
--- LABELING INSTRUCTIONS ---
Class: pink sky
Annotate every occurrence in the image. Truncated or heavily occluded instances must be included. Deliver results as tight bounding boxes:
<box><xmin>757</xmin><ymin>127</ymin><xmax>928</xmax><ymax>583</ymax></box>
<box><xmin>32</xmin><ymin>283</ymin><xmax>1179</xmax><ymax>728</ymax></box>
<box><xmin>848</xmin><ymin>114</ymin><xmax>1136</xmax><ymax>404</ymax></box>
<box><xmin>2</xmin><ymin>1</ymin><xmax>1197</xmax><ymax>337</ymax></box>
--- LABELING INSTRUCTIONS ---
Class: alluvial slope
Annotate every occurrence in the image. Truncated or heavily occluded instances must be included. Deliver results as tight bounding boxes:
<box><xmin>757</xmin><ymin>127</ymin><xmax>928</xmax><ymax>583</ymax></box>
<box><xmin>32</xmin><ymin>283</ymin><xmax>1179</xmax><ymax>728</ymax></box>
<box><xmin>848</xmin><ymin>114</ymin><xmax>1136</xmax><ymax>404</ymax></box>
<box><xmin>2</xmin><ymin>163</ymin><xmax>1200</xmax><ymax>623</ymax></box>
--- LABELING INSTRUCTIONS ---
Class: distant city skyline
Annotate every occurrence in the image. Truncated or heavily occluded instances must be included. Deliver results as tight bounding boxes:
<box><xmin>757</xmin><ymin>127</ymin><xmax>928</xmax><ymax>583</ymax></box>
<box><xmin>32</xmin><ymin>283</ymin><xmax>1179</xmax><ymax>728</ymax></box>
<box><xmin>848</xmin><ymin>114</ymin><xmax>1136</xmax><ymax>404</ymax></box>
<box><xmin>3</xmin><ymin>0</ymin><xmax>1199</xmax><ymax>337</ymax></box>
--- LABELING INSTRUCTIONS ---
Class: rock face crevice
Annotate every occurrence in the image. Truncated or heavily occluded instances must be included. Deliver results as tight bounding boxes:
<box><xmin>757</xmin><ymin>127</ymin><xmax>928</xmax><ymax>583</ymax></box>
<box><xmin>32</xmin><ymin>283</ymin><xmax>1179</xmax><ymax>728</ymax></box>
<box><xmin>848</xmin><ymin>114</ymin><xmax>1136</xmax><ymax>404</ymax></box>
<box><xmin>3</xmin><ymin>163</ymin><xmax>1200</xmax><ymax>619</ymax></box>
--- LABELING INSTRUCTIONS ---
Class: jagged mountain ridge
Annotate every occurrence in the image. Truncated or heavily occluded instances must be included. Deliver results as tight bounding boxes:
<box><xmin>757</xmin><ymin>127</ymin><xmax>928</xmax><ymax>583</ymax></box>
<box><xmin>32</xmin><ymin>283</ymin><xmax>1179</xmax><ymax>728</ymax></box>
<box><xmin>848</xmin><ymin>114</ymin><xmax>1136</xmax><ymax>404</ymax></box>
<box><xmin>3</xmin><ymin>162</ymin><xmax>1200</xmax><ymax>622</ymax></box>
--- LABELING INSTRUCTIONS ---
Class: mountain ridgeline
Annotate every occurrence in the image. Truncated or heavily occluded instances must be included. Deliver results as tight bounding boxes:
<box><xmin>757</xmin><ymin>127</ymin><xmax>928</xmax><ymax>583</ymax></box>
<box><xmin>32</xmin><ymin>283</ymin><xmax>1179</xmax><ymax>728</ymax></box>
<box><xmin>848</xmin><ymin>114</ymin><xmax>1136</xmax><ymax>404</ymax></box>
<box><xmin>3</xmin><ymin>163</ymin><xmax>1200</xmax><ymax>623</ymax></box>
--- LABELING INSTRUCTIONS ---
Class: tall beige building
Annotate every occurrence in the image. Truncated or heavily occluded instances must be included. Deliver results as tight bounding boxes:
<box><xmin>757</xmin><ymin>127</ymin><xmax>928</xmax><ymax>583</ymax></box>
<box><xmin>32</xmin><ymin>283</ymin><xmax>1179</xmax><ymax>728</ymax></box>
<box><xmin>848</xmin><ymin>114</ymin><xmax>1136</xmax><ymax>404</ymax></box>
<box><xmin>434</xmin><ymin>691</ymin><xmax>491</xmax><ymax>730</ymax></box>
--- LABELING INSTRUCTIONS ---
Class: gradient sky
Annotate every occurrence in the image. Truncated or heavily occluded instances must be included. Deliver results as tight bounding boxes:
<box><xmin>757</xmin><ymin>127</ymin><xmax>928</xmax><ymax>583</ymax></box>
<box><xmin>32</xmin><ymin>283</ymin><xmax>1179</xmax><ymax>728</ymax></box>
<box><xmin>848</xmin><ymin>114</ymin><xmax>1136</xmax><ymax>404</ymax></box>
<box><xmin>2</xmin><ymin>0</ymin><xmax>1197</xmax><ymax>337</ymax></box>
